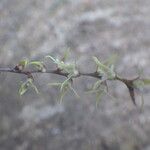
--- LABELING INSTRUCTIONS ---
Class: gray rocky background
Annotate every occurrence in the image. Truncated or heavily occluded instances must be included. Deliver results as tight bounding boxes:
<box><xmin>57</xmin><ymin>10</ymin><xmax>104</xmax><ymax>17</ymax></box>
<box><xmin>0</xmin><ymin>0</ymin><xmax>150</xmax><ymax>149</ymax></box>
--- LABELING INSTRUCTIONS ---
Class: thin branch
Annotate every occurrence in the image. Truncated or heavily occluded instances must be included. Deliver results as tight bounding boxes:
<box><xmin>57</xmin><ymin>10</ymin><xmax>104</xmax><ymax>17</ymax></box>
<box><xmin>0</xmin><ymin>67</ymin><xmax>102</xmax><ymax>79</ymax></box>
<box><xmin>0</xmin><ymin>67</ymin><xmax>149</xmax><ymax>106</ymax></box>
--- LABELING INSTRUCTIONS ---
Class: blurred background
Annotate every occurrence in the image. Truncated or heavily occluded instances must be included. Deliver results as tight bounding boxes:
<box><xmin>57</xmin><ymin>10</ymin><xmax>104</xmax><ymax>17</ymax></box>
<box><xmin>0</xmin><ymin>0</ymin><xmax>150</xmax><ymax>149</ymax></box>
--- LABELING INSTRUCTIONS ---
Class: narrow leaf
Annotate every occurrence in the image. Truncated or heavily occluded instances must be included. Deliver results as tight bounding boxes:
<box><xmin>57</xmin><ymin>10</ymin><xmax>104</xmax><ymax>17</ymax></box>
<box><xmin>29</xmin><ymin>61</ymin><xmax>45</xmax><ymax>71</ymax></box>
<box><xmin>19</xmin><ymin>80</ymin><xmax>30</xmax><ymax>96</ymax></box>
<box><xmin>104</xmin><ymin>54</ymin><xmax>118</xmax><ymax>67</ymax></box>
<box><xmin>93</xmin><ymin>80</ymin><xmax>102</xmax><ymax>90</ymax></box>
<box><xmin>61</xmin><ymin>48</ymin><xmax>70</xmax><ymax>62</ymax></box>
<box><xmin>96</xmin><ymin>92</ymin><xmax>104</xmax><ymax>108</ymax></box>
<box><xmin>48</xmin><ymin>83</ymin><xmax>62</xmax><ymax>87</ymax></box>
<box><xmin>46</xmin><ymin>55</ymin><xmax>58</xmax><ymax>63</ymax></box>
<box><xmin>19</xmin><ymin>59</ymin><xmax>29</xmax><ymax>68</ymax></box>
<box><xmin>69</xmin><ymin>84</ymin><xmax>79</xmax><ymax>98</ymax></box>
<box><xmin>60</xmin><ymin>75</ymin><xmax>73</xmax><ymax>92</ymax></box>
<box><xmin>142</xmin><ymin>79</ymin><xmax>150</xmax><ymax>85</ymax></box>
<box><xmin>59</xmin><ymin>87</ymin><xmax>69</xmax><ymax>103</ymax></box>
<box><xmin>93</xmin><ymin>56</ymin><xmax>116</xmax><ymax>79</ymax></box>
<box><xmin>30</xmin><ymin>83</ymin><xmax>39</xmax><ymax>94</ymax></box>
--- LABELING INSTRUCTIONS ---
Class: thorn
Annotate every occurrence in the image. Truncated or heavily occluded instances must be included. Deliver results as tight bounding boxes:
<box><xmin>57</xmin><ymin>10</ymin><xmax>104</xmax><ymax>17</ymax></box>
<box><xmin>127</xmin><ymin>85</ymin><xmax>136</xmax><ymax>106</ymax></box>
